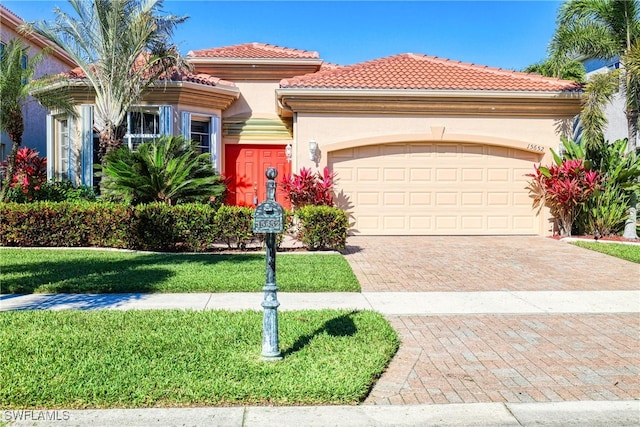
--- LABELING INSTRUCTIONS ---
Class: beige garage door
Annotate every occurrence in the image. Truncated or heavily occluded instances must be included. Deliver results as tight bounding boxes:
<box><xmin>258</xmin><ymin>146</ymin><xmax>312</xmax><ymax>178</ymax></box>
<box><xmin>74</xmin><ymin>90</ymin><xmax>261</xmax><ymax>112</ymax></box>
<box><xmin>329</xmin><ymin>142</ymin><xmax>541</xmax><ymax>235</ymax></box>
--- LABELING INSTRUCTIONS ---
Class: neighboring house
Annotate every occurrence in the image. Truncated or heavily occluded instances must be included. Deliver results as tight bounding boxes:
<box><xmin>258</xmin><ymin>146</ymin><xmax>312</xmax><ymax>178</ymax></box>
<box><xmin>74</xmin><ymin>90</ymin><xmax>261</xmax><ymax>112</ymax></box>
<box><xmin>578</xmin><ymin>56</ymin><xmax>630</xmax><ymax>145</ymax></box>
<box><xmin>40</xmin><ymin>42</ymin><xmax>582</xmax><ymax>236</ymax></box>
<box><xmin>0</xmin><ymin>5</ymin><xmax>76</xmax><ymax>159</ymax></box>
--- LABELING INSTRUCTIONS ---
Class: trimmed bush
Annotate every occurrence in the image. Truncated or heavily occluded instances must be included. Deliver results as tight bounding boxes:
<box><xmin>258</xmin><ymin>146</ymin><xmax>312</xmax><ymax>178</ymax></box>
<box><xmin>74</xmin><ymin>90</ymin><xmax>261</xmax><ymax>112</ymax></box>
<box><xmin>214</xmin><ymin>205</ymin><xmax>254</xmax><ymax>249</ymax></box>
<box><xmin>295</xmin><ymin>205</ymin><xmax>348</xmax><ymax>251</ymax></box>
<box><xmin>1</xmin><ymin>202</ymin><xmax>348</xmax><ymax>252</ymax></box>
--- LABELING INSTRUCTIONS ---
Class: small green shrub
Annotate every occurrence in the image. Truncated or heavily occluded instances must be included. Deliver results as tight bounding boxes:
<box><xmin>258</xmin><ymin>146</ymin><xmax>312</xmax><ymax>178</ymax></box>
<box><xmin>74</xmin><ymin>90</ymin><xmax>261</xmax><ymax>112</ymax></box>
<box><xmin>584</xmin><ymin>185</ymin><xmax>629</xmax><ymax>237</ymax></box>
<box><xmin>295</xmin><ymin>205</ymin><xmax>348</xmax><ymax>251</ymax></box>
<box><xmin>134</xmin><ymin>203</ymin><xmax>180</xmax><ymax>251</ymax></box>
<box><xmin>214</xmin><ymin>205</ymin><xmax>254</xmax><ymax>249</ymax></box>
<box><xmin>3</xmin><ymin>180</ymin><xmax>97</xmax><ymax>203</ymax></box>
<box><xmin>171</xmin><ymin>203</ymin><xmax>218</xmax><ymax>251</ymax></box>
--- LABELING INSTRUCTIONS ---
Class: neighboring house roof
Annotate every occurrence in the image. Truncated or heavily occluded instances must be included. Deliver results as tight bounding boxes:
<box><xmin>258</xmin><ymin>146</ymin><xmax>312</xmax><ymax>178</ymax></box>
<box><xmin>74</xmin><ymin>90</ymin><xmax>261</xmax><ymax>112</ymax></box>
<box><xmin>187</xmin><ymin>42</ymin><xmax>319</xmax><ymax>59</ymax></box>
<box><xmin>281</xmin><ymin>53</ymin><xmax>581</xmax><ymax>92</ymax></box>
<box><xmin>0</xmin><ymin>4</ymin><xmax>76</xmax><ymax>68</ymax></box>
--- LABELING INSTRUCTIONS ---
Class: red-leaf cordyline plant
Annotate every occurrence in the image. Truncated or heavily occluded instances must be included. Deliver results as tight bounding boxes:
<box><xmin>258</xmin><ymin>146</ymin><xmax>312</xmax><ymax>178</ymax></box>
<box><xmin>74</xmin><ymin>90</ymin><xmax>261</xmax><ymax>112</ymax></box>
<box><xmin>281</xmin><ymin>166</ymin><xmax>336</xmax><ymax>208</ymax></box>
<box><xmin>527</xmin><ymin>159</ymin><xmax>601</xmax><ymax>237</ymax></box>
<box><xmin>0</xmin><ymin>147</ymin><xmax>47</xmax><ymax>201</ymax></box>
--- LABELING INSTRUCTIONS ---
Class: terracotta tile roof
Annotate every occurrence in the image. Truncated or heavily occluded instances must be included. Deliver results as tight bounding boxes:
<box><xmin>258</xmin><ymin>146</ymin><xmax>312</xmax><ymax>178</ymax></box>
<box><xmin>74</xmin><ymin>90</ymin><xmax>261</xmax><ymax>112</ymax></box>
<box><xmin>188</xmin><ymin>42</ymin><xmax>320</xmax><ymax>59</ymax></box>
<box><xmin>319</xmin><ymin>62</ymin><xmax>343</xmax><ymax>71</ymax></box>
<box><xmin>281</xmin><ymin>54</ymin><xmax>581</xmax><ymax>92</ymax></box>
<box><xmin>62</xmin><ymin>65</ymin><xmax>235</xmax><ymax>87</ymax></box>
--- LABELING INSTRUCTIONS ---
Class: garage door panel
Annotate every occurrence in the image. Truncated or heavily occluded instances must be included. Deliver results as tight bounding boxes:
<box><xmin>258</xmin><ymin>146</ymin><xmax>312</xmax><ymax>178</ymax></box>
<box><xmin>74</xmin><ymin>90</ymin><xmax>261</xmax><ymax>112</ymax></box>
<box><xmin>410</xmin><ymin>168</ymin><xmax>432</xmax><ymax>181</ymax></box>
<box><xmin>462</xmin><ymin>169</ymin><xmax>484</xmax><ymax>182</ymax></box>
<box><xmin>329</xmin><ymin>142</ymin><xmax>539</xmax><ymax>235</ymax></box>
<box><xmin>383</xmin><ymin>168</ymin><xmax>407</xmax><ymax>181</ymax></box>
<box><xmin>436</xmin><ymin>169</ymin><xmax>458</xmax><ymax>181</ymax></box>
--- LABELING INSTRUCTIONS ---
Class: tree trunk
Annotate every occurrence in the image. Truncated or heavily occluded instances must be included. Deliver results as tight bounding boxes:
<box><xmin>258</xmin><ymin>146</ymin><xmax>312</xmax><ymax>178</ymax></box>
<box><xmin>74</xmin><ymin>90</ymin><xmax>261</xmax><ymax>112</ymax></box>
<box><xmin>623</xmin><ymin>192</ymin><xmax>638</xmax><ymax>240</ymax></box>
<box><xmin>623</xmin><ymin>107</ymin><xmax>639</xmax><ymax>239</ymax></box>
<box><xmin>626</xmin><ymin>107</ymin><xmax>639</xmax><ymax>154</ymax></box>
<box><xmin>98</xmin><ymin>124</ymin><xmax>126</xmax><ymax>164</ymax></box>
<box><xmin>0</xmin><ymin>109</ymin><xmax>24</xmax><ymax>201</ymax></box>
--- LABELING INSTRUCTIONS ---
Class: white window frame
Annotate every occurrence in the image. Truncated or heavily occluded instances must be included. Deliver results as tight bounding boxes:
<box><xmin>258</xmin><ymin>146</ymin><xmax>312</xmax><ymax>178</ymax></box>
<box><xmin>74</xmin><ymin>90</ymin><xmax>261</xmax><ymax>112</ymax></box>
<box><xmin>57</xmin><ymin>117</ymin><xmax>70</xmax><ymax>180</ymax></box>
<box><xmin>124</xmin><ymin>106</ymin><xmax>161</xmax><ymax>150</ymax></box>
<box><xmin>190</xmin><ymin>115</ymin><xmax>212</xmax><ymax>154</ymax></box>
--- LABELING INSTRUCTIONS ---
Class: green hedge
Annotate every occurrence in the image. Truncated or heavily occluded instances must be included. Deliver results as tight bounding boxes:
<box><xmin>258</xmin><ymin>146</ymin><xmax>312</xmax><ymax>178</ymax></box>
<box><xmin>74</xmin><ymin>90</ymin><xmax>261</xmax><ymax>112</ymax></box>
<box><xmin>295</xmin><ymin>205</ymin><xmax>349</xmax><ymax>251</ymax></box>
<box><xmin>0</xmin><ymin>202</ymin><xmax>347</xmax><ymax>252</ymax></box>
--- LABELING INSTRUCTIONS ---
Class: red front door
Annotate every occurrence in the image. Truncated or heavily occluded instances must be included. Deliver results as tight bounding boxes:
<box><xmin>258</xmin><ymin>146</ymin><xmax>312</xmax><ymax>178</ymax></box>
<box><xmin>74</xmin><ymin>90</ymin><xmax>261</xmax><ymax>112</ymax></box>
<box><xmin>224</xmin><ymin>144</ymin><xmax>291</xmax><ymax>208</ymax></box>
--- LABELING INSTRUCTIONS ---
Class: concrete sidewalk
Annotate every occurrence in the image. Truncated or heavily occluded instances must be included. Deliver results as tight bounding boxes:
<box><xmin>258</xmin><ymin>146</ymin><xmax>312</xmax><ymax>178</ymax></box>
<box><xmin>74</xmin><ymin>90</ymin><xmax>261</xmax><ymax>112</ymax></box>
<box><xmin>2</xmin><ymin>290</ymin><xmax>639</xmax><ymax>313</ymax></box>
<box><xmin>2</xmin><ymin>401</ymin><xmax>639</xmax><ymax>426</ymax></box>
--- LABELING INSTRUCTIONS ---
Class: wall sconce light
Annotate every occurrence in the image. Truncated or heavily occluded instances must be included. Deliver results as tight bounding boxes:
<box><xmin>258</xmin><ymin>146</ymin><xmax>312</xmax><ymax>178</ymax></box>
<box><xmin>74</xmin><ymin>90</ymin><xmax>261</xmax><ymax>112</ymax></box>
<box><xmin>285</xmin><ymin>143</ymin><xmax>292</xmax><ymax>162</ymax></box>
<box><xmin>309</xmin><ymin>138</ymin><xmax>317</xmax><ymax>162</ymax></box>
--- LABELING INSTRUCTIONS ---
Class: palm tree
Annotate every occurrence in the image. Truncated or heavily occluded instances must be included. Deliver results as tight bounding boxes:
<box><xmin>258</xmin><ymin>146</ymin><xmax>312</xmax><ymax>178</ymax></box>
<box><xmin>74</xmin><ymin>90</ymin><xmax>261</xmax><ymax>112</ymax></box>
<box><xmin>550</xmin><ymin>0</ymin><xmax>639</xmax><ymax>153</ymax></box>
<box><xmin>523</xmin><ymin>57</ymin><xmax>586</xmax><ymax>82</ymax></box>
<box><xmin>101</xmin><ymin>135</ymin><xmax>225</xmax><ymax>205</ymax></box>
<box><xmin>0</xmin><ymin>39</ymin><xmax>74</xmax><ymax>201</ymax></box>
<box><xmin>550</xmin><ymin>0</ymin><xmax>640</xmax><ymax>239</ymax></box>
<box><xmin>22</xmin><ymin>0</ymin><xmax>187</xmax><ymax>162</ymax></box>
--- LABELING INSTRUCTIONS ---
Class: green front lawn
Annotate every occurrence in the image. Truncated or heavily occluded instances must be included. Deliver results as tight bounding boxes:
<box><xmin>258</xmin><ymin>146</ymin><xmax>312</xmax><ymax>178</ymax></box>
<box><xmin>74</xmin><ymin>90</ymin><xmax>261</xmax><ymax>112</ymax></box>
<box><xmin>571</xmin><ymin>241</ymin><xmax>640</xmax><ymax>263</ymax></box>
<box><xmin>0</xmin><ymin>309</ymin><xmax>398</xmax><ymax>408</ymax></box>
<box><xmin>0</xmin><ymin>249</ymin><xmax>360</xmax><ymax>293</ymax></box>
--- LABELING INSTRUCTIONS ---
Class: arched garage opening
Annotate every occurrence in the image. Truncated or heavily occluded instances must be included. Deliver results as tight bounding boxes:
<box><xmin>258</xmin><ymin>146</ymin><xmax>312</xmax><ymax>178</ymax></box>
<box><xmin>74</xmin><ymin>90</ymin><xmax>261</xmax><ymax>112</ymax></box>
<box><xmin>328</xmin><ymin>141</ymin><xmax>544</xmax><ymax>235</ymax></box>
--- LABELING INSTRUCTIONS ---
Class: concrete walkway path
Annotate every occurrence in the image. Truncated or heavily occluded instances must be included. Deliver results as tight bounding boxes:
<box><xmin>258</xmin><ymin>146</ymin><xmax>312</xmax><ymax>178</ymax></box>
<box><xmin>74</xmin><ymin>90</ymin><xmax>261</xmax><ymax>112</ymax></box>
<box><xmin>2</xmin><ymin>290</ymin><xmax>639</xmax><ymax>314</ymax></box>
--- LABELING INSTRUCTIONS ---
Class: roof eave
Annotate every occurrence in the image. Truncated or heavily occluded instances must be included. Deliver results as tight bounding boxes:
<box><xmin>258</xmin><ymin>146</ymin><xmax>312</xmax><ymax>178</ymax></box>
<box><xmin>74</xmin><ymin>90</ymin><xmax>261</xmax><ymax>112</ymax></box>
<box><xmin>187</xmin><ymin>57</ymin><xmax>324</xmax><ymax>67</ymax></box>
<box><xmin>276</xmin><ymin>87</ymin><xmax>582</xmax><ymax>99</ymax></box>
<box><xmin>276</xmin><ymin>88</ymin><xmax>583</xmax><ymax>118</ymax></box>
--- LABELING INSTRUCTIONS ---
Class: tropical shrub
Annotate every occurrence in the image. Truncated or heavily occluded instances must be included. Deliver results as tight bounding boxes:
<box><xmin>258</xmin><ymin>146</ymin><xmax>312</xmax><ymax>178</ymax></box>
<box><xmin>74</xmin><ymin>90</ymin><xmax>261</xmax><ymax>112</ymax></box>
<box><xmin>100</xmin><ymin>136</ymin><xmax>226</xmax><ymax>205</ymax></box>
<box><xmin>281</xmin><ymin>167</ymin><xmax>335</xmax><ymax>208</ymax></box>
<box><xmin>583</xmin><ymin>186</ymin><xmax>630</xmax><ymax>237</ymax></box>
<box><xmin>295</xmin><ymin>205</ymin><xmax>349</xmax><ymax>251</ymax></box>
<box><xmin>0</xmin><ymin>147</ymin><xmax>47</xmax><ymax>201</ymax></box>
<box><xmin>527</xmin><ymin>159</ymin><xmax>600</xmax><ymax>236</ymax></box>
<box><xmin>550</xmin><ymin>138</ymin><xmax>640</xmax><ymax>237</ymax></box>
<box><xmin>4</xmin><ymin>179</ymin><xmax>97</xmax><ymax>203</ymax></box>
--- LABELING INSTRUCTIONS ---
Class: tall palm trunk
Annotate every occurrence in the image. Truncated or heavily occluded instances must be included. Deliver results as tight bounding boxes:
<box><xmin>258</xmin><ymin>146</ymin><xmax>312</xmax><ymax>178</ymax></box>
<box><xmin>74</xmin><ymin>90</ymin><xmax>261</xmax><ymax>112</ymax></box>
<box><xmin>0</xmin><ymin>108</ymin><xmax>24</xmax><ymax>201</ymax></box>
<box><xmin>98</xmin><ymin>125</ymin><xmax>126</xmax><ymax>163</ymax></box>
<box><xmin>623</xmin><ymin>78</ymin><xmax>639</xmax><ymax>240</ymax></box>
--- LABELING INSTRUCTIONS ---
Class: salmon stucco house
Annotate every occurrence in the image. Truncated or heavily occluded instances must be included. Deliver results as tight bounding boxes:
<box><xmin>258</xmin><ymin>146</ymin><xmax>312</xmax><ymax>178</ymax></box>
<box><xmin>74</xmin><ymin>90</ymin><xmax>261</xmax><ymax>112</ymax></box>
<box><xmin>0</xmin><ymin>5</ymin><xmax>76</xmax><ymax>160</ymax></box>
<box><xmin>40</xmin><ymin>42</ymin><xmax>582</xmax><ymax>236</ymax></box>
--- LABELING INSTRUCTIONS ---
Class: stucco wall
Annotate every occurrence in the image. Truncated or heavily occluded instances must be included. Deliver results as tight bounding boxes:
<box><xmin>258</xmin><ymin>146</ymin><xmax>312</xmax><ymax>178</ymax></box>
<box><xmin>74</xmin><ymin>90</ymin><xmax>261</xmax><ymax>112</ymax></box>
<box><xmin>223</xmin><ymin>81</ymin><xmax>281</xmax><ymax>119</ymax></box>
<box><xmin>0</xmin><ymin>24</ymin><xmax>75</xmax><ymax>159</ymax></box>
<box><xmin>292</xmin><ymin>113</ymin><xmax>566</xmax><ymax>171</ymax></box>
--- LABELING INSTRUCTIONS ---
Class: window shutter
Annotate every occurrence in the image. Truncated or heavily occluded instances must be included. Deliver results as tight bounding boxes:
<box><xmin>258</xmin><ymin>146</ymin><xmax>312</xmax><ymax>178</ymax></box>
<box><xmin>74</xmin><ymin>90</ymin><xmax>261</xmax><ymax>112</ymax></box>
<box><xmin>211</xmin><ymin>115</ymin><xmax>221</xmax><ymax>172</ymax></box>
<box><xmin>159</xmin><ymin>105</ymin><xmax>173</xmax><ymax>135</ymax></box>
<box><xmin>81</xmin><ymin>105</ymin><xmax>94</xmax><ymax>186</ymax></box>
<box><xmin>46</xmin><ymin>114</ymin><xmax>54</xmax><ymax>180</ymax></box>
<box><xmin>181</xmin><ymin>111</ymin><xmax>191</xmax><ymax>140</ymax></box>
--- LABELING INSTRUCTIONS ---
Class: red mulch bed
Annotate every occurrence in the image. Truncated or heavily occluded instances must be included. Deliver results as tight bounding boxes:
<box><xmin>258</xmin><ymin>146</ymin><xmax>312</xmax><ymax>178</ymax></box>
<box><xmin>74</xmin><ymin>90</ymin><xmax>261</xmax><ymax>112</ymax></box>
<box><xmin>549</xmin><ymin>234</ymin><xmax>639</xmax><ymax>243</ymax></box>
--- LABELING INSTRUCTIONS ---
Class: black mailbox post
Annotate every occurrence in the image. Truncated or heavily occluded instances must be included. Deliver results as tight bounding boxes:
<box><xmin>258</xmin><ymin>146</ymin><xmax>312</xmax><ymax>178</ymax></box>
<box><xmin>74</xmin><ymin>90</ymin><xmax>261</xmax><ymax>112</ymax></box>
<box><xmin>253</xmin><ymin>168</ymin><xmax>284</xmax><ymax>361</ymax></box>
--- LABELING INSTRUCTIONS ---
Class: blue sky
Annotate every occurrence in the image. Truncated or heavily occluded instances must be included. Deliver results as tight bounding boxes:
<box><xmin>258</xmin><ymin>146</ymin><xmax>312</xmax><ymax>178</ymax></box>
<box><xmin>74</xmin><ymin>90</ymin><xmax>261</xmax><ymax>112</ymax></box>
<box><xmin>4</xmin><ymin>1</ymin><xmax>562</xmax><ymax>70</ymax></box>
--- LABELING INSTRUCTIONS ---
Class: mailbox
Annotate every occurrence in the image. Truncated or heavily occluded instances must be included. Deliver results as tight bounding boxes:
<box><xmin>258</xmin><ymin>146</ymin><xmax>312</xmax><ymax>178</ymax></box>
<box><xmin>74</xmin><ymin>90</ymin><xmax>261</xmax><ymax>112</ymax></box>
<box><xmin>253</xmin><ymin>200</ymin><xmax>284</xmax><ymax>233</ymax></box>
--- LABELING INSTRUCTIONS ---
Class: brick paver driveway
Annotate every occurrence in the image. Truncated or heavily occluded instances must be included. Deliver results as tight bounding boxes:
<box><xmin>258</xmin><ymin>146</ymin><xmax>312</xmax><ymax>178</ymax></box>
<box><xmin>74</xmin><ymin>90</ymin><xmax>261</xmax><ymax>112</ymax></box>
<box><xmin>344</xmin><ymin>236</ymin><xmax>639</xmax><ymax>292</ymax></box>
<box><xmin>343</xmin><ymin>236</ymin><xmax>640</xmax><ymax>405</ymax></box>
